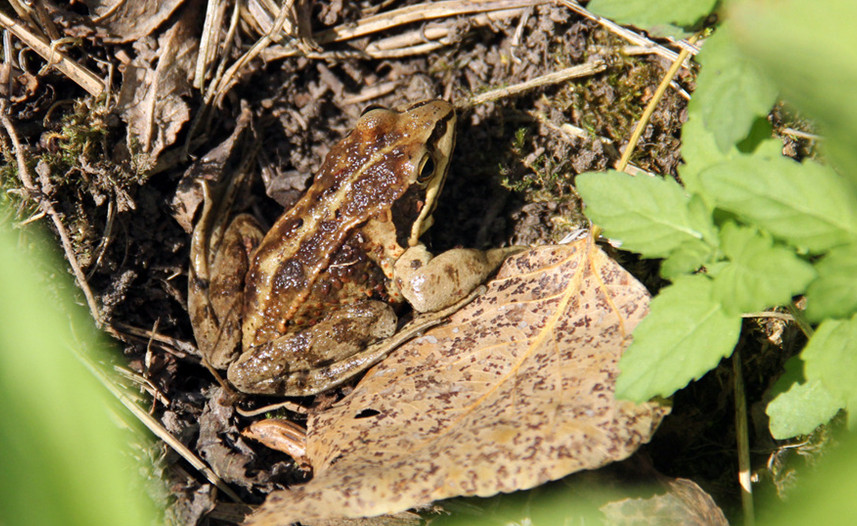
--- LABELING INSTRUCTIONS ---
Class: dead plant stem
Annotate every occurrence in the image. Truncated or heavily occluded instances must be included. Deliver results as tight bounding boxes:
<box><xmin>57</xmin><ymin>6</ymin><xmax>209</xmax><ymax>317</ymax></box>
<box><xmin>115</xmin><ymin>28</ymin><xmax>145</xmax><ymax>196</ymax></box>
<box><xmin>459</xmin><ymin>60</ymin><xmax>606</xmax><ymax>109</ymax></box>
<box><xmin>616</xmin><ymin>33</ymin><xmax>700</xmax><ymax>172</ymax></box>
<box><xmin>0</xmin><ymin>11</ymin><xmax>104</xmax><ymax>96</ymax></box>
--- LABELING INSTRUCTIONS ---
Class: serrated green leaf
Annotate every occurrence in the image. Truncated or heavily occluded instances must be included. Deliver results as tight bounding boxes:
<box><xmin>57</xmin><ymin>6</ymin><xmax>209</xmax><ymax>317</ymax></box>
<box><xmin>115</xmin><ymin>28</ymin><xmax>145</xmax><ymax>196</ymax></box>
<box><xmin>616</xmin><ymin>275</ymin><xmax>742</xmax><ymax>401</ymax></box>
<box><xmin>690</xmin><ymin>24</ymin><xmax>779</xmax><ymax>152</ymax></box>
<box><xmin>700</xmin><ymin>155</ymin><xmax>857</xmax><ymax>253</ymax></box>
<box><xmin>767</xmin><ymin>379</ymin><xmax>843</xmax><ymax>439</ymax></box>
<box><xmin>765</xmin><ymin>381</ymin><xmax>842</xmax><ymax>440</ymax></box>
<box><xmin>577</xmin><ymin>171</ymin><xmax>715</xmax><ymax>258</ymax></box>
<box><xmin>803</xmin><ymin>316</ymin><xmax>857</xmax><ymax>429</ymax></box>
<box><xmin>806</xmin><ymin>243</ymin><xmax>857</xmax><ymax>321</ymax></box>
<box><xmin>730</xmin><ymin>0</ymin><xmax>857</xmax><ymax>184</ymax></box>
<box><xmin>588</xmin><ymin>0</ymin><xmax>715</xmax><ymax>36</ymax></box>
<box><xmin>679</xmin><ymin>114</ymin><xmax>782</xmax><ymax>200</ymax></box>
<box><xmin>660</xmin><ymin>238</ymin><xmax>717</xmax><ymax>279</ymax></box>
<box><xmin>712</xmin><ymin>222</ymin><xmax>816</xmax><ymax>314</ymax></box>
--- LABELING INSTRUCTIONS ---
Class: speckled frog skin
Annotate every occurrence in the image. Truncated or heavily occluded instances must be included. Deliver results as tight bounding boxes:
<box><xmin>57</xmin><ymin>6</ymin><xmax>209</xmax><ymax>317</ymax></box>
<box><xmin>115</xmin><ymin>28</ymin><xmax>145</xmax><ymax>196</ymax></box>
<box><xmin>189</xmin><ymin>100</ymin><xmax>515</xmax><ymax>396</ymax></box>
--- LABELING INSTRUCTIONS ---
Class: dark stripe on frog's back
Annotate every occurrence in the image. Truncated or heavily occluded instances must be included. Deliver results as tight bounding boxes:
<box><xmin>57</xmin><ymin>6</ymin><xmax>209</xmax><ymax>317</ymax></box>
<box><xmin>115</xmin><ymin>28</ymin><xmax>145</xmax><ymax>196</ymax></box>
<box><xmin>243</xmin><ymin>123</ymin><xmax>419</xmax><ymax>346</ymax></box>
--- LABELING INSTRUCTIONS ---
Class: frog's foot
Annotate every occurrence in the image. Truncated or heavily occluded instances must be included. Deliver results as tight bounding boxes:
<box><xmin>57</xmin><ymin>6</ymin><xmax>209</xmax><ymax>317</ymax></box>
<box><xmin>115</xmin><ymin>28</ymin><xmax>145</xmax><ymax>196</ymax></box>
<box><xmin>227</xmin><ymin>301</ymin><xmax>396</xmax><ymax>396</ymax></box>
<box><xmin>394</xmin><ymin>245</ymin><xmax>526</xmax><ymax>312</ymax></box>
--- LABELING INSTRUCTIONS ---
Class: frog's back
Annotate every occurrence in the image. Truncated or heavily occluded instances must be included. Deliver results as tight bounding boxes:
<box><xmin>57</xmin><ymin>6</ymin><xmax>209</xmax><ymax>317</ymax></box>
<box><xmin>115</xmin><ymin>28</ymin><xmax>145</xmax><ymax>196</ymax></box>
<box><xmin>241</xmin><ymin>117</ymin><xmax>417</xmax><ymax>347</ymax></box>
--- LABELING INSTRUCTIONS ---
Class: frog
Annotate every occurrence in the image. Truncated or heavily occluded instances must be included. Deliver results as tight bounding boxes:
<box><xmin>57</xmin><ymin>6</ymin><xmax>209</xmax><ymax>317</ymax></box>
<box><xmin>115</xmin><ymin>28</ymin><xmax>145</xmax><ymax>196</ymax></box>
<box><xmin>188</xmin><ymin>100</ymin><xmax>518</xmax><ymax>397</ymax></box>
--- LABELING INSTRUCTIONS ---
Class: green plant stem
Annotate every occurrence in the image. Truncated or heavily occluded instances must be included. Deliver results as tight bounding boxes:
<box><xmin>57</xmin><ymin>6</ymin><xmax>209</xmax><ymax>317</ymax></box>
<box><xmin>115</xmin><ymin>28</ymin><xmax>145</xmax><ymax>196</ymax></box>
<box><xmin>787</xmin><ymin>302</ymin><xmax>814</xmax><ymax>339</ymax></box>
<box><xmin>732</xmin><ymin>349</ymin><xmax>754</xmax><ymax>526</ymax></box>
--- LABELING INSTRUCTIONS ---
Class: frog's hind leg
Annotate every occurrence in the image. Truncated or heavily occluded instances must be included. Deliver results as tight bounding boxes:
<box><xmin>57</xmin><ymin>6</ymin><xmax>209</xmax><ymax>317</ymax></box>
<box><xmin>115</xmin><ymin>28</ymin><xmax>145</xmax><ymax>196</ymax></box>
<box><xmin>226</xmin><ymin>300</ymin><xmax>397</xmax><ymax>396</ymax></box>
<box><xmin>189</xmin><ymin>210</ymin><xmax>264</xmax><ymax>370</ymax></box>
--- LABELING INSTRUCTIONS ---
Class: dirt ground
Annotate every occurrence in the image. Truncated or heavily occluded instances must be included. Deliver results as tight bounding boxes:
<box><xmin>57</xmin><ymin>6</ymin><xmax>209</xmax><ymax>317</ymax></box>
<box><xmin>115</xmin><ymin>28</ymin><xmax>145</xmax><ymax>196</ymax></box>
<box><xmin>0</xmin><ymin>1</ymin><xmax>821</xmax><ymax>524</ymax></box>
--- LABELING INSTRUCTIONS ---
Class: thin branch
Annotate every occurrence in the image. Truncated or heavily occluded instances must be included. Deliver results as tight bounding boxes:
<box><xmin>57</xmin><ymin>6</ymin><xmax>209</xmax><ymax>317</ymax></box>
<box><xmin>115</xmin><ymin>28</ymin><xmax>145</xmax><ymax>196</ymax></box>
<box><xmin>315</xmin><ymin>0</ymin><xmax>547</xmax><ymax>44</ymax></box>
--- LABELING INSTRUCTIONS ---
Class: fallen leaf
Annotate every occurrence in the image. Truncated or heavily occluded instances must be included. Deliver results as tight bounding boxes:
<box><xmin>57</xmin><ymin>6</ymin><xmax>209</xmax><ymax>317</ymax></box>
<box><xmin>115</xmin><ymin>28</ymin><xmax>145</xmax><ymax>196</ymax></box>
<box><xmin>171</xmin><ymin>104</ymin><xmax>254</xmax><ymax>232</ymax></box>
<box><xmin>197</xmin><ymin>387</ymin><xmax>272</xmax><ymax>491</ymax></box>
<box><xmin>83</xmin><ymin>0</ymin><xmax>186</xmax><ymax>43</ymax></box>
<box><xmin>116</xmin><ymin>5</ymin><xmax>196</xmax><ymax>169</ymax></box>
<box><xmin>600</xmin><ymin>478</ymin><xmax>728</xmax><ymax>525</ymax></box>
<box><xmin>246</xmin><ymin>238</ymin><xmax>669</xmax><ymax>525</ymax></box>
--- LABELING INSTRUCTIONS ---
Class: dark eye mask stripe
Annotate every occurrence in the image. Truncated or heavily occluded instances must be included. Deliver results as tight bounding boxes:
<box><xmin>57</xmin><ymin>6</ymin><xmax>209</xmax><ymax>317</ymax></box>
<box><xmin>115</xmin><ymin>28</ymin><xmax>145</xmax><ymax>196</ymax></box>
<box><xmin>426</xmin><ymin>112</ymin><xmax>454</xmax><ymax>158</ymax></box>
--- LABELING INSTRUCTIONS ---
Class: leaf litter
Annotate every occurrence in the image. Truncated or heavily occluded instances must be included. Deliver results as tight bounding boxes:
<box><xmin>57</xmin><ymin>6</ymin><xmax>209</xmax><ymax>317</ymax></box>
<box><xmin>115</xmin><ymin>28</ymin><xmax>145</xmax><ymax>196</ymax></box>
<box><xmin>246</xmin><ymin>237</ymin><xmax>670</xmax><ymax>525</ymax></box>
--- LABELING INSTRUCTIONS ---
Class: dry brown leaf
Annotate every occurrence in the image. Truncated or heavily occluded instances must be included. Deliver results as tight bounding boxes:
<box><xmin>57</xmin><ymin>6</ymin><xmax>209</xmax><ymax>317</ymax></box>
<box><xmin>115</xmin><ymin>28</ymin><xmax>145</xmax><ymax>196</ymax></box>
<box><xmin>246</xmin><ymin>237</ymin><xmax>669</xmax><ymax>525</ymax></box>
<box><xmin>171</xmin><ymin>105</ymin><xmax>254</xmax><ymax>232</ymax></box>
<box><xmin>600</xmin><ymin>478</ymin><xmax>728</xmax><ymax>525</ymax></box>
<box><xmin>116</xmin><ymin>8</ymin><xmax>197</xmax><ymax>169</ymax></box>
<box><xmin>83</xmin><ymin>0</ymin><xmax>185</xmax><ymax>43</ymax></box>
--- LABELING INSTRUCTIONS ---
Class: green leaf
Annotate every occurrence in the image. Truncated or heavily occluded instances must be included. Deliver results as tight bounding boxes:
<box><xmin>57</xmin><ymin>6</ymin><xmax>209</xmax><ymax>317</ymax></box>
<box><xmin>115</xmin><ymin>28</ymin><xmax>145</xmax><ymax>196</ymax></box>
<box><xmin>700</xmin><ymin>154</ymin><xmax>857</xmax><ymax>253</ymax></box>
<box><xmin>803</xmin><ymin>316</ymin><xmax>857</xmax><ymax>429</ymax></box>
<box><xmin>0</xmin><ymin>224</ymin><xmax>156</xmax><ymax>526</ymax></box>
<box><xmin>679</xmin><ymin>114</ymin><xmax>782</xmax><ymax>200</ymax></box>
<box><xmin>806</xmin><ymin>243</ymin><xmax>857</xmax><ymax>321</ymax></box>
<box><xmin>660</xmin><ymin>238</ymin><xmax>716</xmax><ymax>279</ymax></box>
<box><xmin>712</xmin><ymin>222</ymin><xmax>816</xmax><ymax>314</ymax></box>
<box><xmin>730</xmin><ymin>0</ymin><xmax>857</xmax><ymax>185</ymax></box>
<box><xmin>689</xmin><ymin>24</ymin><xmax>779</xmax><ymax>152</ymax></box>
<box><xmin>767</xmin><ymin>379</ymin><xmax>842</xmax><ymax>439</ymax></box>
<box><xmin>577</xmin><ymin>171</ymin><xmax>716</xmax><ymax>258</ymax></box>
<box><xmin>588</xmin><ymin>0</ymin><xmax>716</xmax><ymax>36</ymax></box>
<box><xmin>616</xmin><ymin>275</ymin><xmax>742</xmax><ymax>401</ymax></box>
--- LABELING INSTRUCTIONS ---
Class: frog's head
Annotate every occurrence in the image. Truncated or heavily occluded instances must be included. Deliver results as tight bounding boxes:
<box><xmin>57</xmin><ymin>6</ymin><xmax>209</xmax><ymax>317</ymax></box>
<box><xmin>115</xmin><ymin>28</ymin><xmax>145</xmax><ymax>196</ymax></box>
<box><xmin>353</xmin><ymin>100</ymin><xmax>457</xmax><ymax>248</ymax></box>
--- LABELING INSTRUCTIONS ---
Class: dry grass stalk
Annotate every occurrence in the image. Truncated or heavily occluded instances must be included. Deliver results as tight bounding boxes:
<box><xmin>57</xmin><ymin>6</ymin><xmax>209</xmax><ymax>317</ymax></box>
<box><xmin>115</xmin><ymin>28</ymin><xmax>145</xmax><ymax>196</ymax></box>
<box><xmin>0</xmin><ymin>11</ymin><xmax>104</xmax><ymax>97</ymax></box>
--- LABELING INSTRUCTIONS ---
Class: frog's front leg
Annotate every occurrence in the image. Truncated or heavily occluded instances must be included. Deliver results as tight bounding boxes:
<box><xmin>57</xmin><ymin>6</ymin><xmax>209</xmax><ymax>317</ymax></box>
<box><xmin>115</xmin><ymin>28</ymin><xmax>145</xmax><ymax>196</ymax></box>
<box><xmin>393</xmin><ymin>244</ymin><xmax>524</xmax><ymax>312</ymax></box>
<box><xmin>226</xmin><ymin>300</ymin><xmax>397</xmax><ymax>396</ymax></box>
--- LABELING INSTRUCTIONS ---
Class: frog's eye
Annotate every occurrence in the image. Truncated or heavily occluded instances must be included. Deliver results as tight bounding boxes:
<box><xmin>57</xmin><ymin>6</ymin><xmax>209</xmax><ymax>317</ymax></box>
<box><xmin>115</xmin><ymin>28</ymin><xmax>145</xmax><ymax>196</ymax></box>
<box><xmin>418</xmin><ymin>155</ymin><xmax>436</xmax><ymax>183</ymax></box>
<box><xmin>360</xmin><ymin>104</ymin><xmax>384</xmax><ymax>116</ymax></box>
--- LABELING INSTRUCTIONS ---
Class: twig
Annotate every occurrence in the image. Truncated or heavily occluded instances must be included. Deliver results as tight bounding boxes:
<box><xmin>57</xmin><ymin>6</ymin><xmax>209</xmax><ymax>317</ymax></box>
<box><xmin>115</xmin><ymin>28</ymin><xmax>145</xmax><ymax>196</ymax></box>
<box><xmin>616</xmin><ymin>33</ymin><xmax>700</xmax><ymax>172</ymax></box>
<box><xmin>340</xmin><ymin>82</ymin><xmax>399</xmax><ymax>106</ymax></box>
<box><xmin>781</xmin><ymin>127</ymin><xmax>821</xmax><ymax>141</ymax></box>
<box><xmin>111</xmin><ymin>320</ymin><xmax>201</xmax><ymax>358</ymax></box>
<box><xmin>0</xmin><ymin>11</ymin><xmax>104</xmax><ymax>97</ymax></box>
<box><xmin>0</xmin><ymin>99</ymin><xmax>103</xmax><ymax>328</ymax></box>
<box><xmin>236</xmin><ymin>399</ymin><xmax>309</xmax><ymax>417</ymax></box>
<box><xmin>458</xmin><ymin>60</ymin><xmax>606</xmax><ymax>109</ymax></box>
